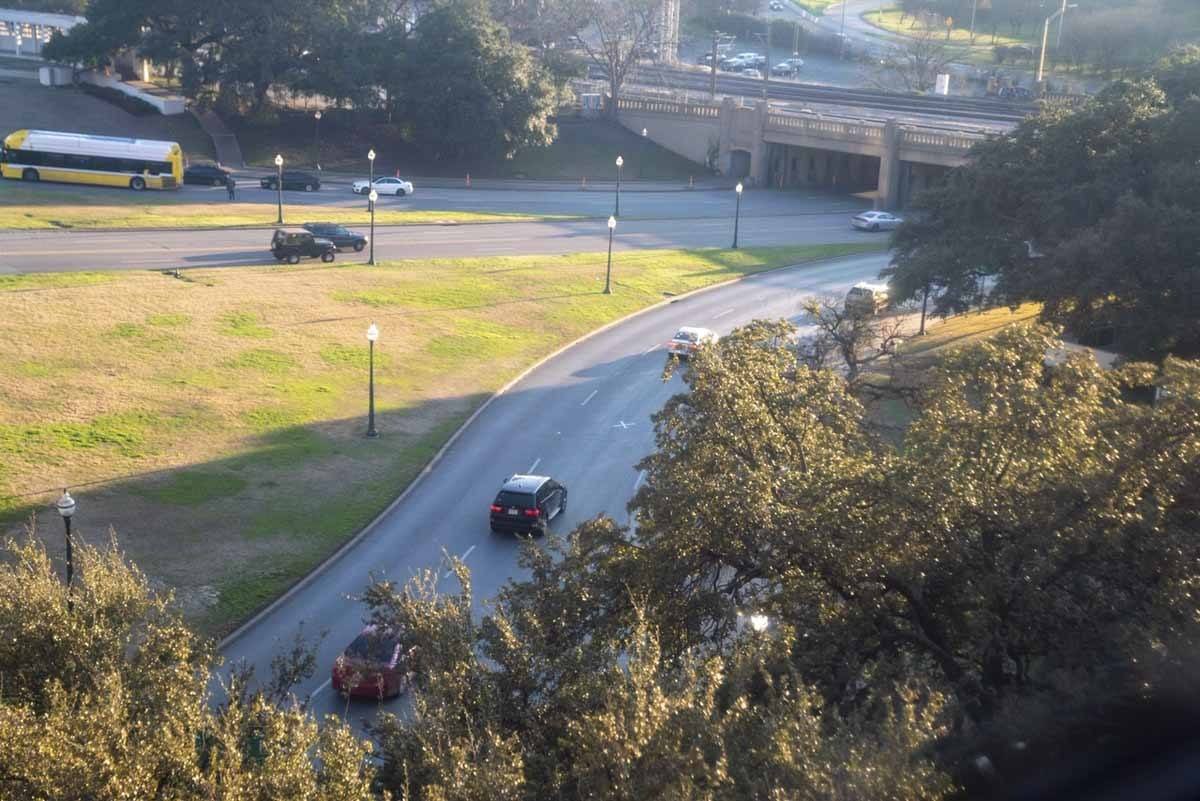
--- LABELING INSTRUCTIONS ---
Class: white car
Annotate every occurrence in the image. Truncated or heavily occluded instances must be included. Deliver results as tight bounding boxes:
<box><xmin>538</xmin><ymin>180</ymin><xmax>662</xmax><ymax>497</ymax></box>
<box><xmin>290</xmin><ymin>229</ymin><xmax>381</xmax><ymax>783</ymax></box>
<box><xmin>352</xmin><ymin>176</ymin><xmax>415</xmax><ymax>196</ymax></box>
<box><xmin>851</xmin><ymin>210</ymin><xmax>903</xmax><ymax>231</ymax></box>
<box><xmin>667</xmin><ymin>327</ymin><xmax>718</xmax><ymax>359</ymax></box>
<box><xmin>741</xmin><ymin>68</ymin><xmax>764</xmax><ymax>79</ymax></box>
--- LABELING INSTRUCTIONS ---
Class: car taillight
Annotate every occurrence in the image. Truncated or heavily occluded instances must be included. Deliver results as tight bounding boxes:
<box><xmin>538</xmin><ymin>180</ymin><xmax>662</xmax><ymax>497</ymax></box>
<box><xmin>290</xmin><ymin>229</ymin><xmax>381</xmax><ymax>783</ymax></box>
<box><xmin>489</xmin><ymin>504</ymin><xmax>502</xmax><ymax>513</ymax></box>
<box><xmin>523</xmin><ymin>508</ymin><xmax>540</xmax><ymax>517</ymax></box>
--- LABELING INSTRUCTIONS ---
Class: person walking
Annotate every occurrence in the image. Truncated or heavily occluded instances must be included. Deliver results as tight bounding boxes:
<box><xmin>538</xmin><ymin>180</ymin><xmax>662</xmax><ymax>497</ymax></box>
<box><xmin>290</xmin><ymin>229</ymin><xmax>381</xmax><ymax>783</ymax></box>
<box><xmin>226</xmin><ymin>175</ymin><xmax>237</xmax><ymax>201</ymax></box>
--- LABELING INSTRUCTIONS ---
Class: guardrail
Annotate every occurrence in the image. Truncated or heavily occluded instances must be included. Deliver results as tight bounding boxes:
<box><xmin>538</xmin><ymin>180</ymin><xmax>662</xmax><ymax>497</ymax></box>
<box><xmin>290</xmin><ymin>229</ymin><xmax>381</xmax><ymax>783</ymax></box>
<box><xmin>765</xmin><ymin>111</ymin><xmax>884</xmax><ymax>144</ymax></box>
<box><xmin>899</xmin><ymin>127</ymin><xmax>985</xmax><ymax>152</ymax></box>
<box><xmin>616</xmin><ymin>95</ymin><xmax>722</xmax><ymax>119</ymax></box>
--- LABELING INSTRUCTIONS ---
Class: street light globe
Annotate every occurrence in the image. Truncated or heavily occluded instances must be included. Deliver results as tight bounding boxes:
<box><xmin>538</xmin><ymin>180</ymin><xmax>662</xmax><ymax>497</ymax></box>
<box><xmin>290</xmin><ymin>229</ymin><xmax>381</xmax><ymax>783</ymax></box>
<box><xmin>736</xmin><ymin>182</ymin><xmax>744</xmax><ymax>194</ymax></box>
<box><xmin>55</xmin><ymin>489</ymin><xmax>75</xmax><ymax>519</ymax></box>
<box><xmin>641</xmin><ymin>128</ymin><xmax>647</xmax><ymax>137</ymax></box>
<box><xmin>615</xmin><ymin>155</ymin><xmax>624</xmax><ymax>167</ymax></box>
<box><xmin>274</xmin><ymin>154</ymin><xmax>283</xmax><ymax>167</ymax></box>
<box><xmin>368</xmin><ymin>148</ymin><xmax>376</xmax><ymax>162</ymax></box>
<box><xmin>607</xmin><ymin>215</ymin><xmax>616</xmax><ymax>230</ymax></box>
<box><xmin>749</xmin><ymin>613</ymin><xmax>769</xmax><ymax>633</ymax></box>
<box><xmin>366</xmin><ymin>322</ymin><xmax>379</xmax><ymax>342</ymax></box>
<box><xmin>368</xmin><ymin>189</ymin><xmax>378</xmax><ymax>203</ymax></box>
<box><xmin>314</xmin><ymin>110</ymin><xmax>322</xmax><ymax>120</ymax></box>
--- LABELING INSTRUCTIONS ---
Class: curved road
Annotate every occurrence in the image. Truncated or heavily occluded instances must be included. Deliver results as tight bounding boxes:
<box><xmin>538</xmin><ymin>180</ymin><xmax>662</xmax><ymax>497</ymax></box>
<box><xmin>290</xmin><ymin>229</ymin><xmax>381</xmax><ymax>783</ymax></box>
<box><xmin>217</xmin><ymin>250</ymin><xmax>890</xmax><ymax>730</ymax></box>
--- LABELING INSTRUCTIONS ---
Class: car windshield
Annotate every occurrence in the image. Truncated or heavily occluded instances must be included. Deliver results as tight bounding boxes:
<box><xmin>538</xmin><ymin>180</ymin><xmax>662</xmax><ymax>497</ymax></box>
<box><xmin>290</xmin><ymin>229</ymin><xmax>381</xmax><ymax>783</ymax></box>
<box><xmin>674</xmin><ymin>330</ymin><xmax>699</xmax><ymax>342</ymax></box>
<box><xmin>496</xmin><ymin>491</ymin><xmax>535</xmax><ymax>508</ymax></box>
<box><xmin>345</xmin><ymin>632</ymin><xmax>397</xmax><ymax>664</ymax></box>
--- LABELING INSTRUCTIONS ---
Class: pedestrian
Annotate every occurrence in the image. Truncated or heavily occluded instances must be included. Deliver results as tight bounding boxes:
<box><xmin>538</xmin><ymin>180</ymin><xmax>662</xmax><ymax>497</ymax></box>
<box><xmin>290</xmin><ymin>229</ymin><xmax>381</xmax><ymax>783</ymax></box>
<box><xmin>226</xmin><ymin>175</ymin><xmax>236</xmax><ymax>201</ymax></box>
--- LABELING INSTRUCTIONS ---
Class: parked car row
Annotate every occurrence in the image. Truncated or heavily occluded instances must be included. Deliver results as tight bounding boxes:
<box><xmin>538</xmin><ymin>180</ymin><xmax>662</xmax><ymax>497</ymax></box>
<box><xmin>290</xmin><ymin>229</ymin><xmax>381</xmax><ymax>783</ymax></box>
<box><xmin>183</xmin><ymin>164</ymin><xmax>417</xmax><ymax>197</ymax></box>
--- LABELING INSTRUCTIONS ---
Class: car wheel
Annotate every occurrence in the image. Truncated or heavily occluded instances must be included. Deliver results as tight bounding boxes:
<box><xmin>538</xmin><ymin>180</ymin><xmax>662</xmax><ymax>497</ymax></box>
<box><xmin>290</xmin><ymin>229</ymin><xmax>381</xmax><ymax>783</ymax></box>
<box><xmin>130</xmin><ymin>176</ymin><xmax>146</xmax><ymax>191</ymax></box>
<box><xmin>321</xmin><ymin>251</ymin><xmax>335</xmax><ymax>263</ymax></box>
<box><xmin>287</xmin><ymin>254</ymin><xmax>300</xmax><ymax>264</ymax></box>
<box><xmin>397</xmin><ymin>188</ymin><xmax>406</xmax><ymax>197</ymax></box>
<box><xmin>353</xmin><ymin>241</ymin><xmax>365</xmax><ymax>252</ymax></box>
<box><xmin>21</xmin><ymin>168</ymin><xmax>39</xmax><ymax>182</ymax></box>
<box><xmin>870</xmin><ymin>223</ymin><xmax>880</xmax><ymax>232</ymax></box>
<box><xmin>304</xmin><ymin>183</ymin><xmax>315</xmax><ymax>192</ymax></box>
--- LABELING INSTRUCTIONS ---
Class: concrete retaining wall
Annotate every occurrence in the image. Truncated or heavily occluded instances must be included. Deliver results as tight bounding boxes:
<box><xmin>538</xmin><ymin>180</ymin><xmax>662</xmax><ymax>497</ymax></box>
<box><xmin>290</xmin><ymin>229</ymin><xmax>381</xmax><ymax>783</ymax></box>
<box><xmin>80</xmin><ymin>71</ymin><xmax>187</xmax><ymax>115</ymax></box>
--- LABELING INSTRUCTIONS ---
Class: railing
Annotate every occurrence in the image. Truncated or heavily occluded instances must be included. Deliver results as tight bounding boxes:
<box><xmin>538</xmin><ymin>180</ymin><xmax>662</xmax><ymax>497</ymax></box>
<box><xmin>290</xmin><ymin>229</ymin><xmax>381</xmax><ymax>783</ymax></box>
<box><xmin>616</xmin><ymin>95</ymin><xmax>721</xmax><ymax>119</ymax></box>
<box><xmin>765</xmin><ymin>112</ymin><xmax>884</xmax><ymax>144</ymax></box>
<box><xmin>900</xmin><ymin>128</ymin><xmax>984</xmax><ymax>152</ymax></box>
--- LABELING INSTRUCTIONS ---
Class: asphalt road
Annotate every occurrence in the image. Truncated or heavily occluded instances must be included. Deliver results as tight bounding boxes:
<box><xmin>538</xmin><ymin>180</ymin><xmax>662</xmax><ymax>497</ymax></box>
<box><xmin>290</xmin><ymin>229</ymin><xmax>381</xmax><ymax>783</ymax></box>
<box><xmin>216</xmin><ymin>250</ymin><xmax>891</xmax><ymax>731</ymax></box>
<box><xmin>0</xmin><ymin>190</ymin><xmax>881</xmax><ymax>273</ymax></box>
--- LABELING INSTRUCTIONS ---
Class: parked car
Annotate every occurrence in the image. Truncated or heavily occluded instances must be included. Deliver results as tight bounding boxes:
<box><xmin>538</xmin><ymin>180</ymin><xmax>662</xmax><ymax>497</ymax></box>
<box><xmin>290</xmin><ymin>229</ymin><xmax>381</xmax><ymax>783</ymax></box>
<box><xmin>998</xmin><ymin>85</ymin><xmax>1034</xmax><ymax>100</ymax></box>
<box><xmin>768</xmin><ymin>0</ymin><xmax>784</xmax><ymax>9</ymax></box>
<box><xmin>741</xmin><ymin>68</ymin><xmax>764</xmax><ymax>79</ymax></box>
<box><xmin>489</xmin><ymin>474</ymin><xmax>568</xmax><ymax>537</ymax></box>
<box><xmin>270</xmin><ymin>229</ymin><xmax>336</xmax><ymax>263</ymax></box>
<box><xmin>260</xmin><ymin>170</ymin><xmax>320</xmax><ymax>192</ymax></box>
<box><xmin>772</xmin><ymin>57</ymin><xmax>804</xmax><ymax>75</ymax></box>
<box><xmin>737</xmin><ymin>52</ymin><xmax>766</xmax><ymax>67</ymax></box>
<box><xmin>352</xmin><ymin>176</ymin><xmax>414</xmax><ymax>196</ymax></box>
<box><xmin>844</xmin><ymin>283</ymin><xmax>890</xmax><ymax>316</ymax></box>
<box><xmin>302</xmin><ymin>222</ymin><xmax>367</xmax><ymax>251</ymax></box>
<box><xmin>183</xmin><ymin>163</ymin><xmax>231</xmax><ymax>186</ymax></box>
<box><xmin>720</xmin><ymin>56</ymin><xmax>747</xmax><ymax>70</ymax></box>
<box><xmin>851</xmin><ymin>210</ymin><xmax>902</xmax><ymax>231</ymax></box>
<box><xmin>331</xmin><ymin>626</ymin><xmax>414</xmax><ymax>700</ymax></box>
<box><xmin>667</xmin><ymin>326</ymin><xmax>718</xmax><ymax>359</ymax></box>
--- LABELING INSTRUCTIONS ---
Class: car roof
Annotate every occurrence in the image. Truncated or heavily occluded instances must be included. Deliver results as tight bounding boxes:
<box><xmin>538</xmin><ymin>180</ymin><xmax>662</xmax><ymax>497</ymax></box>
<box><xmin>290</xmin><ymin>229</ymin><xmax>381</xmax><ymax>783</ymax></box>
<box><xmin>851</xmin><ymin>282</ymin><xmax>888</xmax><ymax>292</ymax></box>
<box><xmin>500</xmin><ymin>474</ymin><xmax>550</xmax><ymax>493</ymax></box>
<box><xmin>675</xmin><ymin>326</ymin><xmax>715</xmax><ymax>337</ymax></box>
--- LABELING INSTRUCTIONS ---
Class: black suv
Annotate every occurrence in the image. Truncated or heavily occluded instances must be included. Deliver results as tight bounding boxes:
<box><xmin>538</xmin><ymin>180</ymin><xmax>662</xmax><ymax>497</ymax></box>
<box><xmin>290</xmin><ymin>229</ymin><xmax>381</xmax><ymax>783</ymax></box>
<box><xmin>302</xmin><ymin>222</ymin><xmax>368</xmax><ymax>252</ymax></box>
<box><xmin>270</xmin><ymin>229</ymin><xmax>337</xmax><ymax>263</ymax></box>
<box><xmin>184</xmin><ymin>163</ymin><xmax>232</xmax><ymax>186</ymax></box>
<box><xmin>261</xmin><ymin>170</ymin><xmax>321</xmax><ymax>192</ymax></box>
<box><xmin>489</xmin><ymin>474</ymin><xmax>567</xmax><ymax>536</ymax></box>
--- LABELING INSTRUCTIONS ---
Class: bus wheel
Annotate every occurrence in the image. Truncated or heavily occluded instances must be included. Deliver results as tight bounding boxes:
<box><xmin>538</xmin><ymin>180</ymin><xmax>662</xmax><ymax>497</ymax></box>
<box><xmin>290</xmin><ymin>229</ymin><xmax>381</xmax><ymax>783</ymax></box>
<box><xmin>21</xmin><ymin>168</ymin><xmax>39</xmax><ymax>182</ymax></box>
<box><xmin>130</xmin><ymin>176</ymin><xmax>146</xmax><ymax>191</ymax></box>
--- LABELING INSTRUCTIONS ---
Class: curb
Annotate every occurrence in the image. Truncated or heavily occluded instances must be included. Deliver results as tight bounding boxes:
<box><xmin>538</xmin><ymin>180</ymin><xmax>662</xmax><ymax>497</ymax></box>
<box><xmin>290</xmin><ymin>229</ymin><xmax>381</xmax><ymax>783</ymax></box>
<box><xmin>215</xmin><ymin>248</ymin><xmax>880</xmax><ymax>651</ymax></box>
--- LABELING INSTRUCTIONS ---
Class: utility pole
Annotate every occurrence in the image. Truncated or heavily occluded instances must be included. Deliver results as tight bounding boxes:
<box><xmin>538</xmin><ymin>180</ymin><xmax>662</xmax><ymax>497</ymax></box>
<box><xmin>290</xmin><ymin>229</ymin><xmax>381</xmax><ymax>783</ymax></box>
<box><xmin>968</xmin><ymin>0</ymin><xmax>979</xmax><ymax>43</ymax></box>
<box><xmin>710</xmin><ymin>29</ymin><xmax>720</xmax><ymax>100</ymax></box>
<box><xmin>1055</xmin><ymin>0</ymin><xmax>1069</xmax><ymax>47</ymax></box>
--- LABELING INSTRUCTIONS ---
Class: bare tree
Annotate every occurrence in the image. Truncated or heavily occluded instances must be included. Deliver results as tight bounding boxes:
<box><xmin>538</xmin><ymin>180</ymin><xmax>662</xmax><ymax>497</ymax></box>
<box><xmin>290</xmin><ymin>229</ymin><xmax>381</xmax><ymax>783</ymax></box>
<box><xmin>865</xmin><ymin>21</ymin><xmax>966</xmax><ymax>93</ymax></box>
<box><xmin>573</xmin><ymin>0</ymin><xmax>661</xmax><ymax>115</ymax></box>
<box><xmin>795</xmin><ymin>297</ymin><xmax>906</xmax><ymax>392</ymax></box>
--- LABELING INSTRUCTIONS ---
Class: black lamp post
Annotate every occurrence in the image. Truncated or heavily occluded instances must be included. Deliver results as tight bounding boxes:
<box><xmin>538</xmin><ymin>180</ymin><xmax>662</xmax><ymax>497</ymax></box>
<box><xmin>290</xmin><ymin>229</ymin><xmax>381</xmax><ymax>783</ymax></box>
<box><xmin>55</xmin><ymin>489</ymin><xmax>75</xmax><ymax>612</ymax></box>
<box><xmin>604</xmin><ymin>215</ymin><xmax>616</xmax><ymax>294</ymax></box>
<box><xmin>367</xmin><ymin>148</ymin><xmax>376</xmax><ymax>209</ymax></box>
<box><xmin>313</xmin><ymin>110</ymin><xmax>322</xmax><ymax>170</ymax></box>
<box><xmin>614</xmin><ymin>155</ymin><xmax>623</xmax><ymax>217</ymax></box>
<box><xmin>366</xmin><ymin>323</ymin><xmax>379</xmax><ymax>438</ymax></box>
<box><xmin>368</xmin><ymin>189</ymin><xmax>378</xmax><ymax>266</ymax></box>
<box><xmin>274</xmin><ymin>154</ymin><xmax>283</xmax><ymax>224</ymax></box>
<box><xmin>732</xmin><ymin>181</ymin><xmax>743</xmax><ymax>249</ymax></box>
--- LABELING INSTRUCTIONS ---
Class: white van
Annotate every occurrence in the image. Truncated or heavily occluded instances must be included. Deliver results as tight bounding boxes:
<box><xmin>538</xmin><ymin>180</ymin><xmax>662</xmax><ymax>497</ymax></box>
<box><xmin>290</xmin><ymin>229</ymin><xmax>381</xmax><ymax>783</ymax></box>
<box><xmin>844</xmin><ymin>283</ymin><xmax>889</xmax><ymax>316</ymax></box>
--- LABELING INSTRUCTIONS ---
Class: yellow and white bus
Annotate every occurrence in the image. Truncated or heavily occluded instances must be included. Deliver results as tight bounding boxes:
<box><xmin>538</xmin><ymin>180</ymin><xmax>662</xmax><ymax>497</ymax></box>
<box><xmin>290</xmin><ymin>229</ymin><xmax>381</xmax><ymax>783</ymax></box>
<box><xmin>1</xmin><ymin>129</ymin><xmax>183</xmax><ymax>190</ymax></box>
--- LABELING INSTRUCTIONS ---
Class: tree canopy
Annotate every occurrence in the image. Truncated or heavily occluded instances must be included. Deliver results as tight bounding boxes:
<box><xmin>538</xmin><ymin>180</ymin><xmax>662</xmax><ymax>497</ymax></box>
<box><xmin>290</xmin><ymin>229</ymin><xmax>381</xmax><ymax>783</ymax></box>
<box><xmin>887</xmin><ymin>47</ymin><xmax>1200</xmax><ymax>359</ymax></box>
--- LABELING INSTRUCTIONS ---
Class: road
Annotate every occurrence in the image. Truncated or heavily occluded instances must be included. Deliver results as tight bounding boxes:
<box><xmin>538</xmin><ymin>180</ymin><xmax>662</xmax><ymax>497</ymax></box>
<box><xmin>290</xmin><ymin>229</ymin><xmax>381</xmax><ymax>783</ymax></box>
<box><xmin>216</xmin><ymin>250</ymin><xmax>891</xmax><ymax>732</ymax></box>
<box><xmin>0</xmin><ymin>188</ymin><xmax>879</xmax><ymax>273</ymax></box>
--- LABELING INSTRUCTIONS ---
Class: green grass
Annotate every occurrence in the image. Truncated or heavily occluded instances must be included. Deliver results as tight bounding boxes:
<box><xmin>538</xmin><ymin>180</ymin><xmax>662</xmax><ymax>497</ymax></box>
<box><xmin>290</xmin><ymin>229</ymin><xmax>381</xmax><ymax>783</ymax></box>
<box><xmin>863</xmin><ymin>8</ymin><xmax>1037</xmax><ymax>49</ymax></box>
<box><xmin>793</xmin><ymin>0</ymin><xmax>841</xmax><ymax>14</ymax></box>
<box><xmin>0</xmin><ymin>241</ymin><xmax>884</xmax><ymax>634</ymax></box>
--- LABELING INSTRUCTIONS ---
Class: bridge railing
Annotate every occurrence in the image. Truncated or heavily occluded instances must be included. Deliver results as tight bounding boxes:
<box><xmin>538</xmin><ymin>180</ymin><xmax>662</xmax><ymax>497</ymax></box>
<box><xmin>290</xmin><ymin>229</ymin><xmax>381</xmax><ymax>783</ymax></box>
<box><xmin>765</xmin><ymin>111</ymin><xmax>884</xmax><ymax>145</ymax></box>
<box><xmin>616</xmin><ymin>95</ymin><xmax>722</xmax><ymax>119</ymax></box>
<box><xmin>900</xmin><ymin>127</ymin><xmax>986</xmax><ymax>152</ymax></box>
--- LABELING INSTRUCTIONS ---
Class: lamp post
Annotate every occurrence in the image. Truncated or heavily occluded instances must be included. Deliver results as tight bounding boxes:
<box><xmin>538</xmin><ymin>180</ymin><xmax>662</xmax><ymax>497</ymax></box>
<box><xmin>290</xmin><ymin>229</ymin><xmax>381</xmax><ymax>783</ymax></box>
<box><xmin>604</xmin><ymin>215</ymin><xmax>616</xmax><ymax>294</ymax></box>
<box><xmin>273</xmin><ymin>154</ymin><xmax>283</xmax><ymax>224</ymax></box>
<box><xmin>1036</xmin><ymin>1</ymin><xmax>1077</xmax><ymax>85</ymax></box>
<box><xmin>54</xmin><ymin>490</ymin><xmax>75</xmax><ymax>612</ymax></box>
<box><xmin>365</xmin><ymin>323</ymin><xmax>379</xmax><ymax>438</ymax></box>
<box><xmin>367</xmin><ymin>148</ymin><xmax>376</xmax><ymax>209</ymax></box>
<box><xmin>839</xmin><ymin>0</ymin><xmax>847</xmax><ymax>59</ymax></box>
<box><xmin>640</xmin><ymin>128</ymin><xmax>648</xmax><ymax>179</ymax></box>
<box><xmin>614</xmin><ymin>155</ymin><xmax>623</xmax><ymax>217</ymax></box>
<box><xmin>313</xmin><ymin>110</ymin><xmax>322</xmax><ymax>170</ymax></box>
<box><xmin>732</xmin><ymin>181</ymin><xmax>743</xmax><ymax>249</ymax></box>
<box><xmin>368</xmin><ymin>189</ymin><xmax>378</xmax><ymax>266</ymax></box>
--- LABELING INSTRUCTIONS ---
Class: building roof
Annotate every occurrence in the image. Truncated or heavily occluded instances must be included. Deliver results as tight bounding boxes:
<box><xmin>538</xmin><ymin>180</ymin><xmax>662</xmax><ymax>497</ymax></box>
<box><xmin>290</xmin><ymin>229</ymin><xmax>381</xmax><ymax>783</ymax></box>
<box><xmin>0</xmin><ymin>7</ymin><xmax>86</xmax><ymax>27</ymax></box>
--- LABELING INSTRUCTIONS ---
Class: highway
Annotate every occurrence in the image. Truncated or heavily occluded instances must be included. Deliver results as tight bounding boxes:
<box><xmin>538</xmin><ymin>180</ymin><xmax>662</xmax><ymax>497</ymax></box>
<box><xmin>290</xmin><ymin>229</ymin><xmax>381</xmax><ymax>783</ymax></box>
<box><xmin>215</xmin><ymin>250</ymin><xmax>891</xmax><ymax>731</ymax></box>
<box><xmin>0</xmin><ymin>189</ymin><xmax>879</xmax><ymax>273</ymax></box>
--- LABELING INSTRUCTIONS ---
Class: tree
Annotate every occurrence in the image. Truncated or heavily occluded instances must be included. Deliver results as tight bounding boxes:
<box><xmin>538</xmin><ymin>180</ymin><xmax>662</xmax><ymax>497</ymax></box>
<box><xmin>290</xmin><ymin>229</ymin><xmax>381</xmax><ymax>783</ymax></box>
<box><xmin>888</xmin><ymin>50</ymin><xmax>1200</xmax><ymax>359</ymax></box>
<box><xmin>866</xmin><ymin>21</ymin><xmax>965</xmax><ymax>94</ymax></box>
<box><xmin>794</xmin><ymin>299</ymin><xmax>906</xmax><ymax>390</ymax></box>
<box><xmin>571</xmin><ymin>0</ymin><xmax>662</xmax><ymax>116</ymax></box>
<box><xmin>0</xmin><ymin>533</ymin><xmax>379</xmax><ymax>801</ymax></box>
<box><xmin>390</xmin><ymin>0</ymin><xmax>557</xmax><ymax>161</ymax></box>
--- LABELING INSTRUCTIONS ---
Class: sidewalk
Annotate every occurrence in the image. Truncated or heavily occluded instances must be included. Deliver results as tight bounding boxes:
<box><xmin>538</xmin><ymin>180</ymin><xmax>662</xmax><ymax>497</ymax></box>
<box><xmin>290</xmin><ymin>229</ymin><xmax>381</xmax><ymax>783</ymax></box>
<box><xmin>230</xmin><ymin>167</ymin><xmax>734</xmax><ymax>193</ymax></box>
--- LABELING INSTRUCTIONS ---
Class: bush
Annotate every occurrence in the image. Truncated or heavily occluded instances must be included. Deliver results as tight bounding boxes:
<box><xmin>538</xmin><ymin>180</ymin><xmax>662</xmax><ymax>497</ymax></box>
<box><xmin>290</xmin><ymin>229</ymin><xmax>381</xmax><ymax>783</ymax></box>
<box><xmin>78</xmin><ymin>82</ymin><xmax>160</xmax><ymax>116</ymax></box>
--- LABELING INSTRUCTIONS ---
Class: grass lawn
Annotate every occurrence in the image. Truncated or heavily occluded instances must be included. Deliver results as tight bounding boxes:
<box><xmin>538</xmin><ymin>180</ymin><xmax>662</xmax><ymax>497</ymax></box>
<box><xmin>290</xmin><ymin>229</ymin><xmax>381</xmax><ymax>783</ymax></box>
<box><xmin>794</xmin><ymin>0</ymin><xmax>841</xmax><ymax>14</ymax></box>
<box><xmin>0</xmin><ymin>181</ymin><xmax>566</xmax><ymax>230</ymax></box>
<box><xmin>863</xmin><ymin>8</ymin><xmax>1037</xmax><ymax>49</ymax></box>
<box><xmin>235</xmin><ymin>113</ymin><xmax>705</xmax><ymax>181</ymax></box>
<box><xmin>0</xmin><ymin>241</ymin><xmax>884</xmax><ymax>636</ymax></box>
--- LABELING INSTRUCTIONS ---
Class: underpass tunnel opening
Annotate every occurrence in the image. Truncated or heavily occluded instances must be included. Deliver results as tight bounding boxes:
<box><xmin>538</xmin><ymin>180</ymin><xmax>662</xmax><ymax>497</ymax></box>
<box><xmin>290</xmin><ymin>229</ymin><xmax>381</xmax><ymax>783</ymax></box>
<box><xmin>728</xmin><ymin>149</ymin><xmax>752</xmax><ymax>180</ymax></box>
<box><xmin>765</xmin><ymin>143</ymin><xmax>880</xmax><ymax>199</ymax></box>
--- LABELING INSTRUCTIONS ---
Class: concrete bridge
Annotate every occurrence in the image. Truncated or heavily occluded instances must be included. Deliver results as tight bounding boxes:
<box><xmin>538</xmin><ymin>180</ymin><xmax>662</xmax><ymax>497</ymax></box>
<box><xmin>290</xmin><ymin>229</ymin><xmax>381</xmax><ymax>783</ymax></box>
<box><xmin>616</xmin><ymin>93</ymin><xmax>1002</xmax><ymax>209</ymax></box>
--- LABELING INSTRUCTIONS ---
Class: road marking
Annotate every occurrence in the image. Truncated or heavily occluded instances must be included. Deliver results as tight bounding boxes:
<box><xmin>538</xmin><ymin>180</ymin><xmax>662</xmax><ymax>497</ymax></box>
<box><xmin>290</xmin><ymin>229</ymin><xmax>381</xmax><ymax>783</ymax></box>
<box><xmin>444</xmin><ymin>544</ymin><xmax>477</xmax><ymax>579</ymax></box>
<box><xmin>312</xmin><ymin>677</ymin><xmax>332</xmax><ymax>698</ymax></box>
<box><xmin>613</xmin><ymin>420</ymin><xmax>635</xmax><ymax>429</ymax></box>
<box><xmin>633</xmin><ymin>469</ymin><xmax>647</xmax><ymax>491</ymax></box>
<box><xmin>528</xmin><ymin>457</ymin><xmax>541</xmax><ymax>472</ymax></box>
<box><xmin>713</xmin><ymin>307</ymin><xmax>735</xmax><ymax>319</ymax></box>
<box><xmin>580</xmin><ymin>389</ymin><xmax>598</xmax><ymax>406</ymax></box>
<box><xmin>642</xmin><ymin>343</ymin><xmax>661</xmax><ymax>355</ymax></box>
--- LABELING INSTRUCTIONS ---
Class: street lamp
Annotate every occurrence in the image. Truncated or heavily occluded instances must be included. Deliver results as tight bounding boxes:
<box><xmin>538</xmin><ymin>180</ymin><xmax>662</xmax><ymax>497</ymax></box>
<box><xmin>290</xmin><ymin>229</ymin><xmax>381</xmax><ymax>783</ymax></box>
<box><xmin>614</xmin><ymin>155</ymin><xmax>623</xmax><ymax>217</ymax></box>
<box><xmin>367</xmin><ymin>148</ymin><xmax>376</xmax><ymax>209</ymax></box>
<box><xmin>732</xmin><ymin>182</ymin><xmax>743</xmax><ymax>249</ymax></box>
<box><xmin>839</xmin><ymin>0</ymin><xmax>847</xmax><ymax>59</ymax></box>
<box><xmin>1037</xmin><ymin>1</ymin><xmax>1078</xmax><ymax>85</ymax></box>
<box><xmin>54</xmin><ymin>489</ymin><xmax>75</xmax><ymax>612</ymax></box>
<box><xmin>273</xmin><ymin>154</ymin><xmax>283</xmax><ymax>224</ymax></box>
<box><xmin>365</xmin><ymin>323</ymin><xmax>379</xmax><ymax>438</ymax></box>
<box><xmin>604</xmin><ymin>215</ymin><xmax>616</xmax><ymax>294</ymax></box>
<box><xmin>640</xmin><ymin>128</ymin><xmax>648</xmax><ymax>179</ymax></box>
<box><xmin>313</xmin><ymin>110</ymin><xmax>322</xmax><ymax>170</ymax></box>
<box><xmin>367</xmin><ymin>189</ymin><xmax>378</xmax><ymax>266</ymax></box>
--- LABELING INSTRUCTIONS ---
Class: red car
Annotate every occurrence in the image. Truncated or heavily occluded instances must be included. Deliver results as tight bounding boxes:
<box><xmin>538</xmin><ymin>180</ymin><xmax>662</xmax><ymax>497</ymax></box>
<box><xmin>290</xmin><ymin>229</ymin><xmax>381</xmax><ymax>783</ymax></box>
<box><xmin>331</xmin><ymin>626</ymin><xmax>414</xmax><ymax>700</ymax></box>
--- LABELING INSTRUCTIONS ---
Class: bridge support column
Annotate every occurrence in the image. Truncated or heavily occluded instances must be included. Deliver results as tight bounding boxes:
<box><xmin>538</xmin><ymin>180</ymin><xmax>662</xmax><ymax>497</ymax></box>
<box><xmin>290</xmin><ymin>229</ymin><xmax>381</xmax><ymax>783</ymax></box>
<box><xmin>875</xmin><ymin>119</ymin><xmax>902</xmax><ymax>210</ymax></box>
<box><xmin>750</xmin><ymin>102</ymin><xmax>769</xmax><ymax>186</ymax></box>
